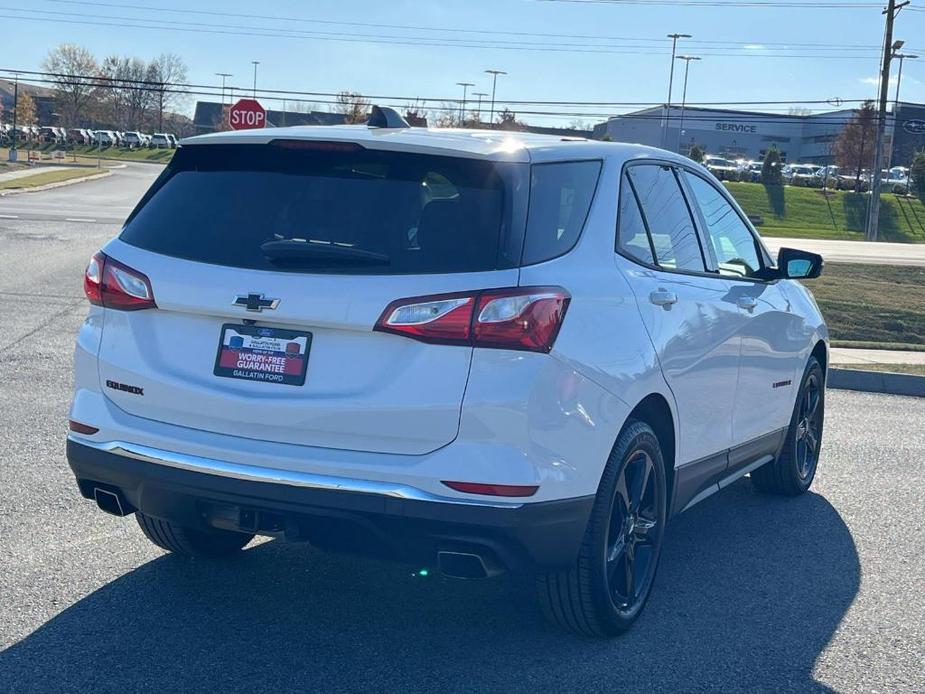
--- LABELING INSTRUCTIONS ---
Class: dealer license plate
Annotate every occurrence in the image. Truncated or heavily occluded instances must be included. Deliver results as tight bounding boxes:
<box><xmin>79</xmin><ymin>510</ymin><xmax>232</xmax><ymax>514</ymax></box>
<box><xmin>213</xmin><ymin>324</ymin><xmax>311</xmax><ymax>387</ymax></box>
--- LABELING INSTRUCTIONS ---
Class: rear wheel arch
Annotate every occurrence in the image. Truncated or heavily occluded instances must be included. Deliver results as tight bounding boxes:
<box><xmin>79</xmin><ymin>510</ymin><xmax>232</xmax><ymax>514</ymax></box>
<box><xmin>811</xmin><ymin>340</ymin><xmax>828</xmax><ymax>375</ymax></box>
<box><xmin>623</xmin><ymin>393</ymin><xmax>676</xmax><ymax>512</ymax></box>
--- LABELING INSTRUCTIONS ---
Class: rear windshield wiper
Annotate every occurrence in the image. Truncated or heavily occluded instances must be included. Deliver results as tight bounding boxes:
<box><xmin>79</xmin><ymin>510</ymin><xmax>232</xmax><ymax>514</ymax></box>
<box><xmin>260</xmin><ymin>239</ymin><xmax>390</xmax><ymax>266</ymax></box>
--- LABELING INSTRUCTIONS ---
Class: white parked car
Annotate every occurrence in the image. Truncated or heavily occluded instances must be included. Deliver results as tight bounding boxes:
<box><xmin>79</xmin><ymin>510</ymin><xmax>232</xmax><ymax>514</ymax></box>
<box><xmin>67</xmin><ymin>108</ymin><xmax>828</xmax><ymax>637</ymax></box>
<box><xmin>149</xmin><ymin>133</ymin><xmax>171</xmax><ymax>148</ymax></box>
<box><xmin>702</xmin><ymin>155</ymin><xmax>739</xmax><ymax>181</ymax></box>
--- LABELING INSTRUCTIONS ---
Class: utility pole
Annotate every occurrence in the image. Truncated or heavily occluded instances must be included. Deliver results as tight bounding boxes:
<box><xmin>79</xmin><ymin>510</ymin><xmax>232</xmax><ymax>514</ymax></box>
<box><xmin>867</xmin><ymin>0</ymin><xmax>909</xmax><ymax>242</ymax></box>
<box><xmin>664</xmin><ymin>33</ymin><xmax>691</xmax><ymax>149</ymax></box>
<box><xmin>485</xmin><ymin>69</ymin><xmax>507</xmax><ymax>129</ymax></box>
<box><xmin>456</xmin><ymin>82</ymin><xmax>474</xmax><ymax>126</ymax></box>
<box><xmin>676</xmin><ymin>56</ymin><xmax>701</xmax><ymax>155</ymax></box>
<box><xmin>251</xmin><ymin>61</ymin><xmax>260</xmax><ymax>98</ymax></box>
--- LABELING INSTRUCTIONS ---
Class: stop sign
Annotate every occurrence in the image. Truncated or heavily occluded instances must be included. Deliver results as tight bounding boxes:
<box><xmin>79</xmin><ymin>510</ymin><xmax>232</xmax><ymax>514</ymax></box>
<box><xmin>228</xmin><ymin>98</ymin><xmax>266</xmax><ymax>130</ymax></box>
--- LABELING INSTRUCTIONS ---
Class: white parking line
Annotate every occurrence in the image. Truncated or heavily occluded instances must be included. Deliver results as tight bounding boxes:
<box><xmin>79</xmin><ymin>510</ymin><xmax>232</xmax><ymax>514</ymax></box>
<box><xmin>65</xmin><ymin>217</ymin><xmax>97</xmax><ymax>223</ymax></box>
<box><xmin>0</xmin><ymin>214</ymin><xmax>19</xmax><ymax>219</ymax></box>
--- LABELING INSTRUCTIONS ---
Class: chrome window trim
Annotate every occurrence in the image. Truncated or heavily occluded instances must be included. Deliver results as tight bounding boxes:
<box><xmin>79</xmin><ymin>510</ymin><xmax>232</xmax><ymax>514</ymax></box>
<box><xmin>70</xmin><ymin>437</ymin><xmax>525</xmax><ymax>509</ymax></box>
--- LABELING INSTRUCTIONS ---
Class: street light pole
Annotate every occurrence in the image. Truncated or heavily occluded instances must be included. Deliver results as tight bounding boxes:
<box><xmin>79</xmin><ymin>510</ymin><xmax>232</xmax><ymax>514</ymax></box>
<box><xmin>456</xmin><ymin>82</ymin><xmax>474</xmax><ymax>126</ymax></box>
<box><xmin>485</xmin><ymin>69</ymin><xmax>507</xmax><ymax>129</ymax></box>
<box><xmin>473</xmin><ymin>92</ymin><xmax>488</xmax><ymax>126</ymax></box>
<box><xmin>664</xmin><ymin>33</ymin><xmax>692</xmax><ymax>149</ymax></box>
<box><xmin>215</xmin><ymin>72</ymin><xmax>232</xmax><ymax>106</ymax></box>
<box><xmin>676</xmin><ymin>56</ymin><xmax>701</xmax><ymax>155</ymax></box>
<box><xmin>251</xmin><ymin>61</ymin><xmax>260</xmax><ymax>98</ymax></box>
<box><xmin>893</xmin><ymin>53</ymin><xmax>917</xmax><ymax>108</ymax></box>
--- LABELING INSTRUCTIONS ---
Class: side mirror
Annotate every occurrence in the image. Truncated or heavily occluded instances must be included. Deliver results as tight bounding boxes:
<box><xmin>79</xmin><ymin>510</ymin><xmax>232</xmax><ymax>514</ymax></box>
<box><xmin>777</xmin><ymin>247</ymin><xmax>823</xmax><ymax>279</ymax></box>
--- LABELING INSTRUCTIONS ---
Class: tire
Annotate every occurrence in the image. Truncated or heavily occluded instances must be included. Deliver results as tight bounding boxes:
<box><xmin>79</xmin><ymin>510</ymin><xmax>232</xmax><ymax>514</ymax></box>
<box><xmin>752</xmin><ymin>357</ymin><xmax>825</xmax><ymax>496</ymax></box>
<box><xmin>537</xmin><ymin>420</ymin><xmax>668</xmax><ymax>637</ymax></box>
<box><xmin>135</xmin><ymin>512</ymin><xmax>254</xmax><ymax>557</ymax></box>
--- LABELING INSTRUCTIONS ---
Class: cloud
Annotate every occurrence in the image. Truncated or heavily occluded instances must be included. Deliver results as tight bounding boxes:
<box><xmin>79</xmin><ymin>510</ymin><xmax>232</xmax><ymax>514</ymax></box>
<box><xmin>860</xmin><ymin>76</ymin><xmax>898</xmax><ymax>87</ymax></box>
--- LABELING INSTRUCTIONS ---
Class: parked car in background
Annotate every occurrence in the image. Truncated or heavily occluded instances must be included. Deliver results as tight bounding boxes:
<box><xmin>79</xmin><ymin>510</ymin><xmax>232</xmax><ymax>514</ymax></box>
<box><xmin>881</xmin><ymin>167</ymin><xmax>910</xmax><ymax>194</ymax></box>
<box><xmin>122</xmin><ymin>131</ymin><xmax>146</xmax><ymax>148</ymax></box>
<box><xmin>703</xmin><ymin>155</ymin><xmax>739</xmax><ymax>181</ymax></box>
<box><xmin>68</xmin><ymin>128</ymin><xmax>89</xmax><ymax>145</ymax></box>
<box><xmin>149</xmin><ymin>133</ymin><xmax>172</xmax><ymax>148</ymax></box>
<box><xmin>67</xmin><ymin>114</ymin><xmax>828</xmax><ymax>637</ymax></box>
<box><xmin>165</xmin><ymin>134</ymin><xmax>179</xmax><ymax>148</ymax></box>
<box><xmin>786</xmin><ymin>164</ymin><xmax>823</xmax><ymax>188</ymax></box>
<box><xmin>93</xmin><ymin>130</ymin><xmax>116</xmax><ymax>147</ymax></box>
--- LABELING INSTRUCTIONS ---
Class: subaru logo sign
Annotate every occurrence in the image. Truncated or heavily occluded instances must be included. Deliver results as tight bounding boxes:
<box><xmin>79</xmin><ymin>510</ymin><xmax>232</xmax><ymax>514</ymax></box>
<box><xmin>903</xmin><ymin>120</ymin><xmax>925</xmax><ymax>135</ymax></box>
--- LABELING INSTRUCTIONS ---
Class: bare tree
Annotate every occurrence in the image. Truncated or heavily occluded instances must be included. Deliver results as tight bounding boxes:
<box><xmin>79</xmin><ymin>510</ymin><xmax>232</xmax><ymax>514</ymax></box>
<box><xmin>146</xmin><ymin>54</ymin><xmax>188</xmax><ymax>132</ymax></box>
<box><xmin>333</xmin><ymin>91</ymin><xmax>370</xmax><ymax>124</ymax></box>
<box><xmin>41</xmin><ymin>44</ymin><xmax>98</xmax><ymax>127</ymax></box>
<box><xmin>834</xmin><ymin>101</ymin><xmax>877</xmax><ymax>191</ymax></box>
<box><xmin>99</xmin><ymin>55</ymin><xmax>153</xmax><ymax>130</ymax></box>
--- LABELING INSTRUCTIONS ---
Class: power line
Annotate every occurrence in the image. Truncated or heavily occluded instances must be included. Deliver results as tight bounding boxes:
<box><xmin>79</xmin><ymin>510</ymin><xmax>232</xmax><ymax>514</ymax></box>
<box><xmin>2</xmin><ymin>69</ymin><xmax>887</xmax><ymax>125</ymax></box>
<box><xmin>2</xmin><ymin>68</ymin><xmax>878</xmax><ymax>110</ymax></box>
<box><xmin>7</xmin><ymin>7</ymin><xmax>921</xmax><ymax>58</ymax></box>
<box><xmin>36</xmin><ymin>0</ymin><xmax>914</xmax><ymax>51</ymax></box>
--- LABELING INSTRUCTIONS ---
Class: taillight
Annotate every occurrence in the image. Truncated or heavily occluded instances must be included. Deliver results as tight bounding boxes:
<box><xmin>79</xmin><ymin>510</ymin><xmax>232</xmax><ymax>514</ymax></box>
<box><xmin>374</xmin><ymin>286</ymin><xmax>569</xmax><ymax>353</ymax></box>
<box><xmin>83</xmin><ymin>252</ymin><xmax>156</xmax><ymax>311</ymax></box>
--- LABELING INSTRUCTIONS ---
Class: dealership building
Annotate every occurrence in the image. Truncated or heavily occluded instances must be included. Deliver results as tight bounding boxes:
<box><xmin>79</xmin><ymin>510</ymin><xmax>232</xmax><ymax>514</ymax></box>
<box><xmin>593</xmin><ymin>102</ymin><xmax>925</xmax><ymax>166</ymax></box>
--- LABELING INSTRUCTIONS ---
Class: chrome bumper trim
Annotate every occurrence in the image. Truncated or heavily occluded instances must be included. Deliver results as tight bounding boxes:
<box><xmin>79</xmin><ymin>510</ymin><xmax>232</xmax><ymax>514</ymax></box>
<box><xmin>69</xmin><ymin>436</ymin><xmax>525</xmax><ymax>509</ymax></box>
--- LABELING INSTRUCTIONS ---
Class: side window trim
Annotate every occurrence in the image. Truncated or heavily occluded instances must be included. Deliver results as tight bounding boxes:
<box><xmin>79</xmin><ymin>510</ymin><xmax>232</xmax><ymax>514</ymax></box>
<box><xmin>674</xmin><ymin>167</ymin><xmax>720</xmax><ymax>272</ymax></box>
<box><xmin>620</xmin><ymin>172</ymin><xmax>660</xmax><ymax>265</ymax></box>
<box><xmin>680</xmin><ymin>169</ymin><xmax>771</xmax><ymax>281</ymax></box>
<box><xmin>617</xmin><ymin>160</ymin><xmax>712</xmax><ymax>278</ymax></box>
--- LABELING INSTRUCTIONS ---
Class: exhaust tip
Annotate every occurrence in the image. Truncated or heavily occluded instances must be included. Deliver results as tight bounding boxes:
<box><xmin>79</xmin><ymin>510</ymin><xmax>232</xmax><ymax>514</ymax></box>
<box><xmin>93</xmin><ymin>487</ymin><xmax>131</xmax><ymax>516</ymax></box>
<box><xmin>437</xmin><ymin>550</ymin><xmax>504</xmax><ymax>580</ymax></box>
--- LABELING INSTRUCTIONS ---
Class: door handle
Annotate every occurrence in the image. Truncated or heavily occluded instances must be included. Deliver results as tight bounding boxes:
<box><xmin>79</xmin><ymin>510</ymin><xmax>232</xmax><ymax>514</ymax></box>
<box><xmin>649</xmin><ymin>289</ymin><xmax>678</xmax><ymax>307</ymax></box>
<box><xmin>737</xmin><ymin>296</ymin><xmax>758</xmax><ymax>311</ymax></box>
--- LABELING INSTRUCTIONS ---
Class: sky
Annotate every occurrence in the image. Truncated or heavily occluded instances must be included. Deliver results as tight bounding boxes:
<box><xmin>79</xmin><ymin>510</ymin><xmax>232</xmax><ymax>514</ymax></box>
<box><xmin>4</xmin><ymin>0</ymin><xmax>925</xmax><ymax>127</ymax></box>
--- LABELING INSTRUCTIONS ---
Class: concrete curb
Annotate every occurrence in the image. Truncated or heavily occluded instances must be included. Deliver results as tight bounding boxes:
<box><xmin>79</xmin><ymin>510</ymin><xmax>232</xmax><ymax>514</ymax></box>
<box><xmin>829</xmin><ymin>368</ymin><xmax>925</xmax><ymax>398</ymax></box>
<box><xmin>0</xmin><ymin>170</ymin><xmax>112</xmax><ymax>196</ymax></box>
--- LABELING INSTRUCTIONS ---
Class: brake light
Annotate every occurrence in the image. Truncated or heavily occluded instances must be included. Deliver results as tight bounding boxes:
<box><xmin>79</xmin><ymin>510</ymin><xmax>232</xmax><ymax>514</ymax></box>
<box><xmin>83</xmin><ymin>252</ymin><xmax>156</xmax><ymax>311</ymax></box>
<box><xmin>374</xmin><ymin>286</ymin><xmax>569</xmax><ymax>353</ymax></box>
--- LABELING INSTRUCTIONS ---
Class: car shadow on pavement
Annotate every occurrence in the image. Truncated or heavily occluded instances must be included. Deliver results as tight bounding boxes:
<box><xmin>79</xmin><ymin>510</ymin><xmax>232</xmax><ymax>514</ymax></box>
<box><xmin>1</xmin><ymin>478</ymin><xmax>859</xmax><ymax>693</ymax></box>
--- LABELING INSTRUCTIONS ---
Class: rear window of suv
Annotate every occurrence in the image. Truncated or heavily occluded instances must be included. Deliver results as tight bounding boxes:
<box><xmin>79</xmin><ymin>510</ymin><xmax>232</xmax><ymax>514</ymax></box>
<box><xmin>121</xmin><ymin>143</ymin><xmax>530</xmax><ymax>275</ymax></box>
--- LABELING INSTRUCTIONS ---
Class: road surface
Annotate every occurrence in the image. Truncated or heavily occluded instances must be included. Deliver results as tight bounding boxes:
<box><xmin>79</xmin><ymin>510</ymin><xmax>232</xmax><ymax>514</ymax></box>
<box><xmin>0</xmin><ymin>170</ymin><xmax>923</xmax><ymax>692</ymax></box>
<box><xmin>0</xmin><ymin>162</ymin><xmax>160</xmax><ymax>224</ymax></box>
<box><xmin>763</xmin><ymin>236</ymin><xmax>925</xmax><ymax>266</ymax></box>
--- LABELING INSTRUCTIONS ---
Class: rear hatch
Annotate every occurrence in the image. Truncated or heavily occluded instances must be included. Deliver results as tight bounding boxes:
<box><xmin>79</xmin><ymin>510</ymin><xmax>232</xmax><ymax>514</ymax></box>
<box><xmin>96</xmin><ymin>141</ymin><xmax>527</xmax><ymax>455</ymax></box>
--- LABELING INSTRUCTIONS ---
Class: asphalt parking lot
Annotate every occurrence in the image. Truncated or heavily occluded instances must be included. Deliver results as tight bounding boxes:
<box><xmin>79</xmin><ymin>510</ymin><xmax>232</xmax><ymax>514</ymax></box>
<box><xmin>1</xmin><ymin>169</ymin><xmax>923</xmax><ymax>693</ymax></box>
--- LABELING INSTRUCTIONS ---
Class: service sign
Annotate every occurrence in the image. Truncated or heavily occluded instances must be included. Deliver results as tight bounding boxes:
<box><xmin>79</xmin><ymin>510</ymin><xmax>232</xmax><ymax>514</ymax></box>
<box><xmin>214</xmin><ymin>324</ymin><xmax>311</xmax><ymax>386</ymax></box>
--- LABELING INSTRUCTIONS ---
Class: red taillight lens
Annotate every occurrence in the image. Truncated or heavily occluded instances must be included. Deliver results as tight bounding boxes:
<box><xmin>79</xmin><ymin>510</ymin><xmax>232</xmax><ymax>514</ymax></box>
<box><xmin>83</xmin><ymin>252</ymin><xmax>156</xmax><ymax>311</ymax></box>
<box><xmin>374</xmin><ymin>286</ymin><xmax>569</xmax><ymax>353</ymax></box>
<box><xmin>474</xmin><ymin>289</ymin><xmax>570</xmax><ymax>353</ymax></box>
<box><xmin>442</xmin><ymin>481</ymin><xmax>539</xmax><ymax>497</ymax></box>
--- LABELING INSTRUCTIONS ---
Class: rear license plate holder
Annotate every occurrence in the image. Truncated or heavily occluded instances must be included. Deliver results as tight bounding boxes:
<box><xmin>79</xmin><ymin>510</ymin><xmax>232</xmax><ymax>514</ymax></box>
<box><xmin>213</xmin><ymin>323</ymin><xmax>311</xmax><ymax>387</ymax></box>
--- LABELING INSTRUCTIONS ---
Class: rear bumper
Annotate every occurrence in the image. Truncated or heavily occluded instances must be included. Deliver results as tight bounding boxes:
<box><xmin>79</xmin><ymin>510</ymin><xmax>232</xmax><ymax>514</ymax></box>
<box><xmin>67</xmin><ymin>438</ymin><xmax>594</xmax><ymax>573</ymax></box>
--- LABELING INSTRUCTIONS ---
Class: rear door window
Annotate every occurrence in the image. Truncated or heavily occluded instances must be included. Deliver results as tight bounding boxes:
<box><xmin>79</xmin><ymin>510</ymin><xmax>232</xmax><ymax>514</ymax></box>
<box><xmin>121</xmin><ymin>143</ymin><xmax>528</xmax><ymax>275</ymax></box>
<box><xmin>521</xmin><ymin>161</ymin><xmax>601</xmax><ymax>265</ymax></box>
<box><xmin>626</xmin><ymin>164</ymin><xmax>705</xmax><ymax>272</ymax></box>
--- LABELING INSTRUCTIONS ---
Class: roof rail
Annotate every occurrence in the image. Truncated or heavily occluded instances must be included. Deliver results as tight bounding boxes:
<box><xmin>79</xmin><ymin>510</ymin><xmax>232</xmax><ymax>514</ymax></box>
<box><xmin>367</xmin><ymin>106</ymin><xmax>411</xmax><ymax>129</ymax></box>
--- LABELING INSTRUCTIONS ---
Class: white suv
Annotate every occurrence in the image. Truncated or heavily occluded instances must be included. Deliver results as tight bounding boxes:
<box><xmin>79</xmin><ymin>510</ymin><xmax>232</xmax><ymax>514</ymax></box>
<box><xmin>67</xmin><ymin>108</ymin><xmax>827</xmax><ymax>637</ymax></box>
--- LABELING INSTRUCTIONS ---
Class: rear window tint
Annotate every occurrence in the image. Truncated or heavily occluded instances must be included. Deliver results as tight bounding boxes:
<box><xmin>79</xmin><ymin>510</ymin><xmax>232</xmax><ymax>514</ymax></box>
<box><xmin>521</xmin><ymin>161</ymin><xmax>601</xmax><ymax>265</ymax></box>
<box><xmin>121</xmin><ymin>144</ymin><xmax>528</xmax><ymax>275</ymax></box>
